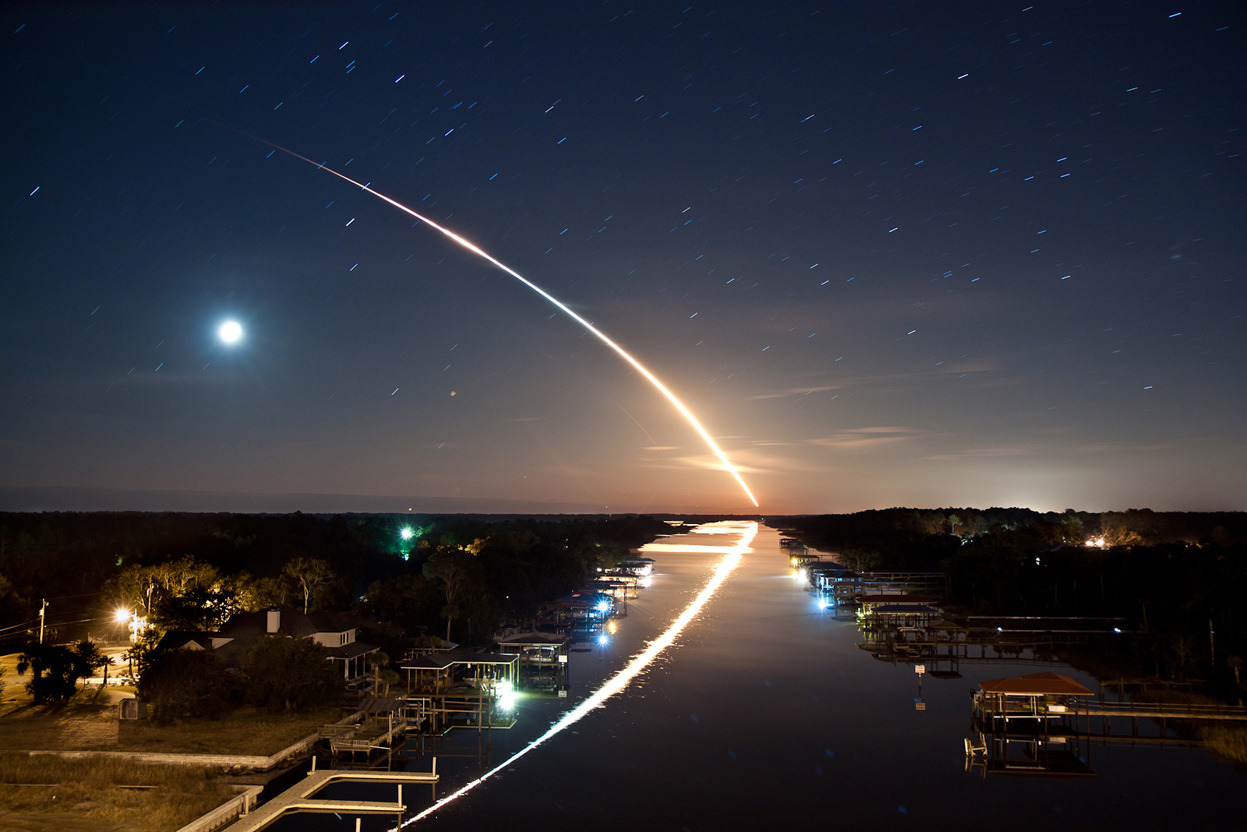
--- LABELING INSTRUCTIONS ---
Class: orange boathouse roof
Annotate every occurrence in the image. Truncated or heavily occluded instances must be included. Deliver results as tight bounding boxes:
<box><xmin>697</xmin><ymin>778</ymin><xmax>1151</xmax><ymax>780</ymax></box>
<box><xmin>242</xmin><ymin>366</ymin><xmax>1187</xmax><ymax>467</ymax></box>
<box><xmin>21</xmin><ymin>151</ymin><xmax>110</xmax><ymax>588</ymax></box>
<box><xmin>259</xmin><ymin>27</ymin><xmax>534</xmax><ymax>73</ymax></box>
<box><xmin>978</xmin><ymin>672</ymin><xmax>1093</xmax><ymax>697</ymax></box>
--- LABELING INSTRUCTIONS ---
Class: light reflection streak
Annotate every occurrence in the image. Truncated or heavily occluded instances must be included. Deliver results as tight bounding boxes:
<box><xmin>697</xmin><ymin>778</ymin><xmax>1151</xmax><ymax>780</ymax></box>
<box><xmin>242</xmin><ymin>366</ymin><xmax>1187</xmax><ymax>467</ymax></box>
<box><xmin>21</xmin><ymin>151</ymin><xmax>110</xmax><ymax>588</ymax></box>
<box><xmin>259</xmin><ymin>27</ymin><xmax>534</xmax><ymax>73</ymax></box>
<box><xmin>400</xmin><ymin>520</ymin><xmax>757</xmax><ymax>826</ymax></box>
<box><xmin>225</xmin><ymin>128</ymin><xmax>758</xmax><ymax>507</ymax></box>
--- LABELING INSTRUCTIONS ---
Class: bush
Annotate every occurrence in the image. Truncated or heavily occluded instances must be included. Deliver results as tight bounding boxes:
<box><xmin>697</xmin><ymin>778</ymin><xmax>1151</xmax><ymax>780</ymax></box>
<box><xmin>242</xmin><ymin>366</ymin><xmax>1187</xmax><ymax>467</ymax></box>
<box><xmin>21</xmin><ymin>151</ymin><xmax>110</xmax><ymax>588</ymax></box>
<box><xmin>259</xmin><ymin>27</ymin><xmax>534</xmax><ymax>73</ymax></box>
<box><xmin>15</xmin><ymin>641</ymin><xmax>102</xmax><ymax>705</ymax></box>
<box><xmin>138</xmin><ymin>649</ymin><xmax>231</xmax><ymax>724</ymax></box>
<box><xmin>241</xmin><ymin>635</ymin><xmax>344</xmax><ymax>712</ymax></box>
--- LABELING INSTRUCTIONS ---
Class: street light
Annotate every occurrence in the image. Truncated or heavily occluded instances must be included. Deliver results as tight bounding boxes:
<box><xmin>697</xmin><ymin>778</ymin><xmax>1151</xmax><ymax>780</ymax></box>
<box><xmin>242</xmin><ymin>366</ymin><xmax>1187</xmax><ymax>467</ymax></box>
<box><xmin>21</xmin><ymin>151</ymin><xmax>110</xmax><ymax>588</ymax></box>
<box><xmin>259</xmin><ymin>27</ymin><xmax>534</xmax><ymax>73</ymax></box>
<box><xmin>398</xmin><ymin>525</ymin><xmax>416</xmax><ymax>561</ymax></box>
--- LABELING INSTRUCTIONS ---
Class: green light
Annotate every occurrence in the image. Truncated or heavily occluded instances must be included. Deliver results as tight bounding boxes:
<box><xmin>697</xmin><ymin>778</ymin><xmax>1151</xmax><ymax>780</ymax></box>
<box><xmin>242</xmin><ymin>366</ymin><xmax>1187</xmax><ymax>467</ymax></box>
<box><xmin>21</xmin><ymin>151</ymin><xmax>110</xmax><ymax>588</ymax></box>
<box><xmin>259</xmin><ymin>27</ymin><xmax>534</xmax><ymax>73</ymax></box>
<box><xmin>399</xmin><ymin>526</ymin><xmax>415</xmax><ymax>541</ymax></box>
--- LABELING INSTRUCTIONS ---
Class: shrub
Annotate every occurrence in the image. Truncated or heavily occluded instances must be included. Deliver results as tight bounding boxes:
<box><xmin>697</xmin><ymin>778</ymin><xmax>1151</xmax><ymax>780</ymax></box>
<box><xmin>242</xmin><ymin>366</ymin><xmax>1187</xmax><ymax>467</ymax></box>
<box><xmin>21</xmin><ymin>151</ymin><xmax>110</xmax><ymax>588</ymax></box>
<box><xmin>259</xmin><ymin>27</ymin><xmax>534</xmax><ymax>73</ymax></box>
<box><xmin>241</xmin><ymin>635</ymin><xmax>344</xmax><ymax>712</ymax></box>
<box><xmin>138</xmin><ymin>649</ymin><xmax>231</xmax><ymax>724</ymax></box>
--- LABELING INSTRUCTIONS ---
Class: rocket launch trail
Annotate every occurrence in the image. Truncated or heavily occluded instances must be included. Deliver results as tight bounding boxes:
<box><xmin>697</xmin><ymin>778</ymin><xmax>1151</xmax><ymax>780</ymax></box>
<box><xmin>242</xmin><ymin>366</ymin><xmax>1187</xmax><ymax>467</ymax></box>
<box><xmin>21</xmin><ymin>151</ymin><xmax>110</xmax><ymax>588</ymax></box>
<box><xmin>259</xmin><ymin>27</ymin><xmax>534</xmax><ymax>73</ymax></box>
<box><xmin>235</xmin><ymin>130</ymin><xmax>758</xmax><ymax>507</ymax></box>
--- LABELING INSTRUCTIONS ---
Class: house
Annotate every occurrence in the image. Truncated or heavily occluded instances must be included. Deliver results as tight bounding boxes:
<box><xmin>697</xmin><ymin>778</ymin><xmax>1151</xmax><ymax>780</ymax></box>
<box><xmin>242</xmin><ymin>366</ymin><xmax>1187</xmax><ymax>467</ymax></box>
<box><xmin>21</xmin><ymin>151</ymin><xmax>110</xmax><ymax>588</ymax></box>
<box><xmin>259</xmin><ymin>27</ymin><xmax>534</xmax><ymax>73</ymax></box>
<box><xmin>158</xmin><ymin>607</ymin><xmax>377</xmax><ymax>680</ymax></box>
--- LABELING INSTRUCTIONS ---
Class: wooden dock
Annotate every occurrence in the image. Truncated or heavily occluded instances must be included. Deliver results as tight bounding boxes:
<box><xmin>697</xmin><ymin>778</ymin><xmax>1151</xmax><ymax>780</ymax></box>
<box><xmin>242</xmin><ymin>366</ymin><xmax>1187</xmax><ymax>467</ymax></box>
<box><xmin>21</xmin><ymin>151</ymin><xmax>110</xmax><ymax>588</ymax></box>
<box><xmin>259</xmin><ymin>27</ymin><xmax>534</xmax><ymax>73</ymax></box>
<box><xmin>322</xmin><ymin>716</ymin><xmax>407</xmax><ymax>756</ymax></box>
<box><xmin>1081</xmin><ymin>700</ymin><xmax>1247</xmax><ymax>721</ymax></box>
<box><xmin>220</xmin><ymin>766</ymin><xmax>438</xmax><ymax>832</ymax></box>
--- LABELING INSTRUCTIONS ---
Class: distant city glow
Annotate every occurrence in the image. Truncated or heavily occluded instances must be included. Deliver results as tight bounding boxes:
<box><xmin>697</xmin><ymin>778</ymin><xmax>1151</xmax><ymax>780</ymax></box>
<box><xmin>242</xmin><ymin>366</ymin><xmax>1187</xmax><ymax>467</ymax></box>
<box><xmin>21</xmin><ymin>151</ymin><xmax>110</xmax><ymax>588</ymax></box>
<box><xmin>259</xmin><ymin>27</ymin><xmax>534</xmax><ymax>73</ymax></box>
<box><xmin>401</xmin><ymin>520</ymin><xmax>757</xmax><ymax>826</ymax></box>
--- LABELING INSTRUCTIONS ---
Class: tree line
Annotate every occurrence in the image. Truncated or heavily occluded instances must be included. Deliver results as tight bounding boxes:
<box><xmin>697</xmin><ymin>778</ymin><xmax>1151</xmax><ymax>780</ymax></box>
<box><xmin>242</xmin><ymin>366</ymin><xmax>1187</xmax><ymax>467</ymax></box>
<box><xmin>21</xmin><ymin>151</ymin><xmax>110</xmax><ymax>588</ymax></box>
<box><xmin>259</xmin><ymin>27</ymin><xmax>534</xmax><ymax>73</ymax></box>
<box><xmin>1</xmin><ymin>512</ymin><xmax>671</xmax><ymax>713</ymax></box>
<box><xmin>781</xmin><ymin>508</ymin><xmax>1247</xmax><ymax>699</ymax></box>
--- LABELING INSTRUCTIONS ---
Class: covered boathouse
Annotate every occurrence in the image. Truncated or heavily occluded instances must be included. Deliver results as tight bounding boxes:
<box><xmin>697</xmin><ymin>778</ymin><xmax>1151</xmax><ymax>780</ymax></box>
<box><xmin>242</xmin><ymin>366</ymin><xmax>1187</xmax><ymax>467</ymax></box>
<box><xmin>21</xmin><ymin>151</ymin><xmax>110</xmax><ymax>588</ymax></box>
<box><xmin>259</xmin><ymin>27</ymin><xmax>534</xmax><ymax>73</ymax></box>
<box><xmin>970</xmin><ymin>672</ymin><xmax>1095</xmax><ymax>776</ymax></box>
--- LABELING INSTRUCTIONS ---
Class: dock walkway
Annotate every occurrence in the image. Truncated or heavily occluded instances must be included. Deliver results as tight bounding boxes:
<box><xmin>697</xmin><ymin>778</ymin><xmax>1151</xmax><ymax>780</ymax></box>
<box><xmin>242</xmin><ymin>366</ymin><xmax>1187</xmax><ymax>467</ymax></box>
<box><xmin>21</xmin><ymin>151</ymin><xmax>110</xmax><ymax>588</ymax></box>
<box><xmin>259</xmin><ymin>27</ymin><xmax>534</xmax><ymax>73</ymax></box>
<box><xmin>219</xmin><ymin>767</ymin><xmax>439</xmax><ymax>832</ymax></box>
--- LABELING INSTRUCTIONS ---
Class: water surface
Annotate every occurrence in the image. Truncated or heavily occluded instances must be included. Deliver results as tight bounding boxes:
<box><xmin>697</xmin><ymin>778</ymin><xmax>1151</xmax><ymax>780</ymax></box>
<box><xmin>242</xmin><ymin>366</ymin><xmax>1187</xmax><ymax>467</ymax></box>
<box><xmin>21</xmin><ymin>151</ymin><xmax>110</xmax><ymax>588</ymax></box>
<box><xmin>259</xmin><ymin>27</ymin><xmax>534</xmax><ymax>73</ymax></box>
<box><xmin>286</xmin><ymin>523</ymin><xmax>1244</xmax><ymax>831</ymax></box>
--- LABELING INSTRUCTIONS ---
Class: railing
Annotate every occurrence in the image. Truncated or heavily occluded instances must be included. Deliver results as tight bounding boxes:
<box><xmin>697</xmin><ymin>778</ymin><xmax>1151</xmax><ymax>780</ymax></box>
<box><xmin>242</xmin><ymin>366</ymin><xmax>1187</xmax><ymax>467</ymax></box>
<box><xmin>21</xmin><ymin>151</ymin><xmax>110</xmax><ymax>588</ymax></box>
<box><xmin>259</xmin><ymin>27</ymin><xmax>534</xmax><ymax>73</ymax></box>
<box><xmin>1083</xmin><ymin>700</ymin><xmax>1247</xmax><ymax>720</ymax></box>
<box><xmin>174</xmin><ymin>785</ymin><xmax>263</xmax><ymax>832</ymax></box>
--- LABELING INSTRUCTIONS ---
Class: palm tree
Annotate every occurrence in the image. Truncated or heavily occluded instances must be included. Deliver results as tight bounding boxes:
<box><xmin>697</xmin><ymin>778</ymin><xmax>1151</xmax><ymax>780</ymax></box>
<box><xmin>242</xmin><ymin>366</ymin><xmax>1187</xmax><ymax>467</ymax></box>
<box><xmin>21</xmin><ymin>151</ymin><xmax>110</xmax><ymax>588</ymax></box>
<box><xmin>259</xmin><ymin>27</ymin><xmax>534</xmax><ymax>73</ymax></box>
<box><xmin>92</xmin><ymin>654</ymin><xmax>116</xmax><ymax>702</ymax></box>
<box><xmin>367</xmin><ymin>650</ymin><xmax>393</xmax><ymax>696</ymax></box>
<box><xmin>71</xmin><ymin>641</ymin><xmax>108</xmax><ymax>698</ymax></box>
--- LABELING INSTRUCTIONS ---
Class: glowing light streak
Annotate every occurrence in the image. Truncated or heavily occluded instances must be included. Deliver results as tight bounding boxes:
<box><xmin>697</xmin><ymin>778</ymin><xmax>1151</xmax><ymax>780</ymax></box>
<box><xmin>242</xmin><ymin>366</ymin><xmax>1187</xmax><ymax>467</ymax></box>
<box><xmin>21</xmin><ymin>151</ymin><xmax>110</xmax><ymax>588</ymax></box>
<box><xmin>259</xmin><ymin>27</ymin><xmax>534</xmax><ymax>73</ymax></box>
<box><xmin>400</xmin><ymin>521</ymin><xmax>757</xmax><ymax>827</ymax></box>
<box><xmin>232</xmin><ymin>130</ymin><xmax>757</xmax><ymax>507</ymax></box>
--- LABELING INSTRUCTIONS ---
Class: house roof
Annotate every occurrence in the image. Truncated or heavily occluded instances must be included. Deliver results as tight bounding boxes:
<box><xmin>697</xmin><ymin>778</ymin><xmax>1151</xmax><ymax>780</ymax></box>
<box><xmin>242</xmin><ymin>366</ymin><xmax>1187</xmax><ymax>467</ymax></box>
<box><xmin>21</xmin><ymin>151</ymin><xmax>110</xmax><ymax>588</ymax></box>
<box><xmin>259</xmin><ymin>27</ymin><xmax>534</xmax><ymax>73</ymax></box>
<box><xmin>869</xmin><ymin>604</ymin><xmax>939</xmax><ymax>614</ymax></box>
<box><xmin>402</xmin><ymin>648</ymin><xmax>519</xmax><ymax>670</ymax></box>
<box><xmin>154</xmin><ymin>630</ymin><xmax>215</xmax><ymax>652</ymax></box>
<box><xmin>215</xmin><ymin>609</ymin><xmax>315</xmax><ymax>640</ymax></box>
<box><xmin>328</xmin><ymin>641</ymin><xmax>377</xmax><ymax>661</ymax></box>
<box><xmin>859</xmin><ymin>593</ymin><xmax>935</xmax><ymax>605</ymax></box>
<box><xmin>308</xmin><ymin>610</ymin><xmax>363</xmax><ymax>634</ymax></box>
<box><xmin>978</xmin><ymin>672</ymin><xmax>1093</xmax><ymax>697</ymax></box>
<box><xmin>203</xmin><ymin>608</ymin><xmax>364</xmax><ymax>666</ymax></box>
<box><xmin>496</xmin><ymin>631</ymin><xmax>568</xmax><ymax>647</ymax></box>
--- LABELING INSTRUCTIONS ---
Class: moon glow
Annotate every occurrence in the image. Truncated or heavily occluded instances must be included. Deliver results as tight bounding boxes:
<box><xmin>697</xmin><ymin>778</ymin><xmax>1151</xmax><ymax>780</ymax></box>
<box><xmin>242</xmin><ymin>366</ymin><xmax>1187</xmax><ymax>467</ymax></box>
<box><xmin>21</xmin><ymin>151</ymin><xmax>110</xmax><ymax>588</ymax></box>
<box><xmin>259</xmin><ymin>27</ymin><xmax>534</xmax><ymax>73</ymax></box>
<box><xmin>217</xmin><ymin>320</ymin><xmax>243</xmax><ymax>345</ymax></box>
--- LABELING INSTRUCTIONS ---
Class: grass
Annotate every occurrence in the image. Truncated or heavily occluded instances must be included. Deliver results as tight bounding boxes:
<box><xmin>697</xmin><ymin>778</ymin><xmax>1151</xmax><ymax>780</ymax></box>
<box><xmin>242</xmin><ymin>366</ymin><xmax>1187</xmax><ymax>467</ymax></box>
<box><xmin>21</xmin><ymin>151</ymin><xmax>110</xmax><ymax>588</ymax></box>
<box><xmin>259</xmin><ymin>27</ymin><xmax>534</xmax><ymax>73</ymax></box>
<box><xmin>117</xmin><ymin>705</ymin><xmax>345</xmax><ymax>756</ymax></box>
<box><xmin>0</xmin><ymin>753</ymin><xmax>241</xmax><ymax>832</ymax></box>
<box><xmin>1</xmin><ymin>698</ymin><xmax>343</xmax><ymax>756</ymax></box>
<box><xmin>3</xmin><ymin>652</ymin><xmax>343</xmax><ymax>756</ymax></box>
<box><xmin>1201</xmin><ymin>724</ymin><xmax>1247</xmax><ymax>764</ymax></box>
<box><xmin>2</xmin><ymin>651</ymin><xmax>348</xmax><ymax>830</ymax></box>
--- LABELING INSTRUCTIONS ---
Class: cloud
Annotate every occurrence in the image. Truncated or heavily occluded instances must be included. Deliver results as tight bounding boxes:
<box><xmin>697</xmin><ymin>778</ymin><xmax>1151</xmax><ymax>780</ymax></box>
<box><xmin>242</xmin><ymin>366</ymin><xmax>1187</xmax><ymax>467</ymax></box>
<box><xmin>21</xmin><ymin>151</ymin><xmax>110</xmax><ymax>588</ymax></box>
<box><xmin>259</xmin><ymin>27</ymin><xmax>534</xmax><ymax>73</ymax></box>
<box><xmin>808</xmin><ymin>426</ymin><xmax>923</xmax><ymax>449</ymax></box>
<box><xmin>749</xmin><ymin>359</ymin><xmax>1009</xmax><ymax>400</ymax></box>
<box><xmin>923</xmin><ymin>436</ymin><xmax>1222</xmax><ymax>462</ymax></box>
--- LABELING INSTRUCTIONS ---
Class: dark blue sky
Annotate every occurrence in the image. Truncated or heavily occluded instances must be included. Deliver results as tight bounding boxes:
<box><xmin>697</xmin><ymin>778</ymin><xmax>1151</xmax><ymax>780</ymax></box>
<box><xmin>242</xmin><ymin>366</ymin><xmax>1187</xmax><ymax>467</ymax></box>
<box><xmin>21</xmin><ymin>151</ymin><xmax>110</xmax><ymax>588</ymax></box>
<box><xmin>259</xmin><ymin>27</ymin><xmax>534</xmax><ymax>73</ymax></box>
<box><xmin>3</xmin><ymin>2</ymin><xmax>1244</xmax><ymax>514</ymax></box>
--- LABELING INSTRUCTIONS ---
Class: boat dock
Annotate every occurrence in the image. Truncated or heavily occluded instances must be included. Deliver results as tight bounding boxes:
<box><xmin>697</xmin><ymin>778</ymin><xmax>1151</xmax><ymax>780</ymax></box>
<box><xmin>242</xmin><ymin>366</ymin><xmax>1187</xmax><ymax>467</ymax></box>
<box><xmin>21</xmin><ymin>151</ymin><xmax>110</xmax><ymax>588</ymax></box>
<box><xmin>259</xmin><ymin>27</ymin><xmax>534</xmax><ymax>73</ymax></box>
<box><xmin>321</xmin><ymin>715</ymin><xmax>407</xmax><ymax>757</ymax></box>
<box><xmin>220</xmin><ymin>766</ymin><xmax>438</xmax><ymax>832</ymax></box>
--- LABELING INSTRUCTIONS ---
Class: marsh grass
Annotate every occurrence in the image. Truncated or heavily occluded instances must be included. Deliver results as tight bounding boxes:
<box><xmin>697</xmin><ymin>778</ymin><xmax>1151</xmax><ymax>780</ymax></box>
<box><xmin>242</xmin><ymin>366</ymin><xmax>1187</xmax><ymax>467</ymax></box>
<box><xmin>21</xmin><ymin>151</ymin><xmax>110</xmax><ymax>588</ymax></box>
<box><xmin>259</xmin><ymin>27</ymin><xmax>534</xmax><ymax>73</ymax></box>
<box><xmin>117</xmin><ymin>706</ymin><xmax>344</xmax><ymax>755</ymax></box>
<box><xmin>2</xmin><ymin>657</ymin><xmax>343</xmax><ymax>830</ymax></box>
<box><xmin>0</xmin><ymin>753</ymin><xmax>239</xmax><ymax>832</ymax></box>
<box><xmin>2</xmin><ymin>693</ymin><xmax>340</xmax><ymax>756</ymax></box>
<box><xmin>1201</xmin><ymin>724</ymin><xmax>1247</xmax><ymax>764</ymax></box>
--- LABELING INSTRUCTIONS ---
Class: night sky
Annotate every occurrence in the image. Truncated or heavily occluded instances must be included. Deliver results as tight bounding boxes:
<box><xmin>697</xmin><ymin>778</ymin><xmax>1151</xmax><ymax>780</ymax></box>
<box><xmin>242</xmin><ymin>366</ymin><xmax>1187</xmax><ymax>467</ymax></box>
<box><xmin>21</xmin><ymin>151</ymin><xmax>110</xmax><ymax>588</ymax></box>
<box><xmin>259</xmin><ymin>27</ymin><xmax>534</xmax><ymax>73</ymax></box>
<box><xmin>3</xmin><ymin>2</ymin><xmax>1244</xmax><ymax>515</ymax></box>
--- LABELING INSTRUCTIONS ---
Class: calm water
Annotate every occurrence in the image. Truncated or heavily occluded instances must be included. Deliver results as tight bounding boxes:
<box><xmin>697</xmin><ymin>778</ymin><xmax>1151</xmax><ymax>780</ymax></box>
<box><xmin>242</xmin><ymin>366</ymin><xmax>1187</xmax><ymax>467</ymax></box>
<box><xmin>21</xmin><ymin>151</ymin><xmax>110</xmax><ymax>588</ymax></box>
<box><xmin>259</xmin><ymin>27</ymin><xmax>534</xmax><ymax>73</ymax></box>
<box><xmin>282</xmin><ymin>522</ymin><xmax>1242</xmax><ymax>831</ymax></box>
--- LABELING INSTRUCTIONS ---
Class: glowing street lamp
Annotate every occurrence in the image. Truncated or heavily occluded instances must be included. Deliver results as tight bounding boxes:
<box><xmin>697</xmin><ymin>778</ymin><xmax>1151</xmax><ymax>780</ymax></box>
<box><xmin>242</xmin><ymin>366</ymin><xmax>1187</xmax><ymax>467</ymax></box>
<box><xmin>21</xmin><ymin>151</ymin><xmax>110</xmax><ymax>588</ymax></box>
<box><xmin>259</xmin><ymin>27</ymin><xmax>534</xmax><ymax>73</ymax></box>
<box><xmin>398</xmin><ymin>525</ymin><xmax>416</xmax><ymax>561</ymax></box>
<box><xmin>114</xmin><ymin>609</ymin><xmax>145</xmax><ymax>643</ymax></box>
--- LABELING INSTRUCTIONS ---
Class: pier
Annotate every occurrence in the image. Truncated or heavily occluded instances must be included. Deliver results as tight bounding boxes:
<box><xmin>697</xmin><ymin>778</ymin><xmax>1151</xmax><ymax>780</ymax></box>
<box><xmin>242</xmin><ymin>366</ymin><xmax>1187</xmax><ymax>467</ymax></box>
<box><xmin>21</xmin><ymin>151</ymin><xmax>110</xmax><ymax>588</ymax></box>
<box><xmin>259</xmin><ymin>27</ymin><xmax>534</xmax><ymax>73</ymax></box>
<box><xmin>219</xmin><ymin>766</ymin><xmax>439</xmax><ymax>832</ymax></box>
<box><xmin>967</xmin><ymin>671</ymin><xmax>1247</xmax><ymax>775</ymax></box>
<box><xmin>495</xmin><ymin>631</ymin><xmax>570</xmax><ymax>696</ymax></box>
<box><xmin>321</xmin><ymin>713</ymin><xmax>408</xmax><ymax>758</ymax></box>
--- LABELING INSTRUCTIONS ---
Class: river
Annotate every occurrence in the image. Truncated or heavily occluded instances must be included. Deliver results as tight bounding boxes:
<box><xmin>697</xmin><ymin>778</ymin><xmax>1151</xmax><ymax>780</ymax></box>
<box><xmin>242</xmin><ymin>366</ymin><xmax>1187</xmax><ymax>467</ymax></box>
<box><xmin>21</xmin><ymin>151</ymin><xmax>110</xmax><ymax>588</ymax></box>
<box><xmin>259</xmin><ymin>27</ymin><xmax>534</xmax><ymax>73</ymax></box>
<box><xmin>280</xmin><ymin>521</ymin><xmax>1243</xmax><ymax>831</ymax></box>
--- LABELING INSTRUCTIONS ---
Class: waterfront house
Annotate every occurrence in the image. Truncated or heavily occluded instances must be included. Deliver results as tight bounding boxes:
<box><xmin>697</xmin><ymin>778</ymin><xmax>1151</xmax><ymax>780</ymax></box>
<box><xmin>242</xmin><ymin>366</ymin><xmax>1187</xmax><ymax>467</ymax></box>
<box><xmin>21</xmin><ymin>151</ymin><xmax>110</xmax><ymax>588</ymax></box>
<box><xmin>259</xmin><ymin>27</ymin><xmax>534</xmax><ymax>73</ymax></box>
<box><xmin>158</xmin><ymin>607</ymin><xmax>378</xmax><ymax>680</ymax></box>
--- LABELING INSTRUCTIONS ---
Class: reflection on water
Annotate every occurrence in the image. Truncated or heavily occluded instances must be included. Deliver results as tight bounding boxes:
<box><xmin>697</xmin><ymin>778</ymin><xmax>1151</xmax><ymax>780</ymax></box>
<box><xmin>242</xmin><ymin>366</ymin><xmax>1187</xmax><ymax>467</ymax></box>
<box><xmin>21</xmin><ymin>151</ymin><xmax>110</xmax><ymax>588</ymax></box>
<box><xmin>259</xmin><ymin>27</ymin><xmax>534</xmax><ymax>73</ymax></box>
<box><xmin>270</xmin><ymin>523</ymin><xmax>1243</xmax><ymax>832</ymax></box>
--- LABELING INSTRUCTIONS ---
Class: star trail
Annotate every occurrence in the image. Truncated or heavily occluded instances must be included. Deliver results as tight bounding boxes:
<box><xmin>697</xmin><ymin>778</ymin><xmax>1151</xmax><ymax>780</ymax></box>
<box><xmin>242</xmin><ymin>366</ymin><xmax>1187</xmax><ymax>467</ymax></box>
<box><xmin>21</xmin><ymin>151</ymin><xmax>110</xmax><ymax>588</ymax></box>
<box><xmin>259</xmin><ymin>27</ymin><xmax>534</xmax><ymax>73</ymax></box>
<box><xmin>1</xmin><ymin>2</ymin><xmax>1244</xmax><ymax>514</ymax></box>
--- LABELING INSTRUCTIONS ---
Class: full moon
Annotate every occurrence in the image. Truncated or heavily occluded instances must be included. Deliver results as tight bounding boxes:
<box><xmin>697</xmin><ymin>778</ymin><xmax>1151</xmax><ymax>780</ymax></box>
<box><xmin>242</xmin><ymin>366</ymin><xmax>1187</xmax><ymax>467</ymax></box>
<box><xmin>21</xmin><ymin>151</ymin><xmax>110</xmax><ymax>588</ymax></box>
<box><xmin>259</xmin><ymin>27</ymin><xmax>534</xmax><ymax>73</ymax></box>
<box><xmin>217</xmin><ymin>320</ymin><xmax>244</xmax><ymax>345</ymax></box>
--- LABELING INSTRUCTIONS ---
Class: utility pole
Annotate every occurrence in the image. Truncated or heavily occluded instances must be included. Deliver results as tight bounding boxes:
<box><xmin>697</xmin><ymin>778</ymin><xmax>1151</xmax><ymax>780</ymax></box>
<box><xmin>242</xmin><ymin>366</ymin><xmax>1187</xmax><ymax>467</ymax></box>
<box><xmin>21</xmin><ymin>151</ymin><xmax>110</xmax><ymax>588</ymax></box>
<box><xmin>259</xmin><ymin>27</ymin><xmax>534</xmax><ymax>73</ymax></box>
<box><xmin>38</xmin><ymin>599</ymin><xmax>48</xmax><ymax>644</ymax></box>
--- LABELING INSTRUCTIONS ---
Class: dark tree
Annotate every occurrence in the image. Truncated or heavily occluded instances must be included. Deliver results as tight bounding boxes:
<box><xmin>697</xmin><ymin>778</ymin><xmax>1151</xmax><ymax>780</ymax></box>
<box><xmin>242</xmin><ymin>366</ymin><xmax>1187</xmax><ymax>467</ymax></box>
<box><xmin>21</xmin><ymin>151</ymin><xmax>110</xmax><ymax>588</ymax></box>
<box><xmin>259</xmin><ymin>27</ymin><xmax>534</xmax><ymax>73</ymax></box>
<box><xmin>16</xmin><ymin>640</ymin><xmax>101</xmax><ymax>705</ymax></box>
<box><xmin>241</xmin><ymin>635</ymin><xmax>343</xmax><ymax>712</ymax></box>
<box><xmin>423</xmin><ymin>546</ymin><xmax>480</xmax><ymax>642</ymax></box>
<box><xmin>138</xmin><ymin>649</ymin><xmax>231</xmax><ymax>724</ymax></box>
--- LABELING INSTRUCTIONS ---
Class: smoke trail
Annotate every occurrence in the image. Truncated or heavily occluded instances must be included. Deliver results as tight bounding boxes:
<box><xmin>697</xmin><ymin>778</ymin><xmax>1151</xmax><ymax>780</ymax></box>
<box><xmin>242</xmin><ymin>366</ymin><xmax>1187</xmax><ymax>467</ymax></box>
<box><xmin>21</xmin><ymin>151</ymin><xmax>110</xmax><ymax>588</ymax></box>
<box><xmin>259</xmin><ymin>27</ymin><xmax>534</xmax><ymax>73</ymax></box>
<box><xmin>216</xmin><ymin>125</ymin><xmax>758</xmax><ymax>507</ymax></box>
